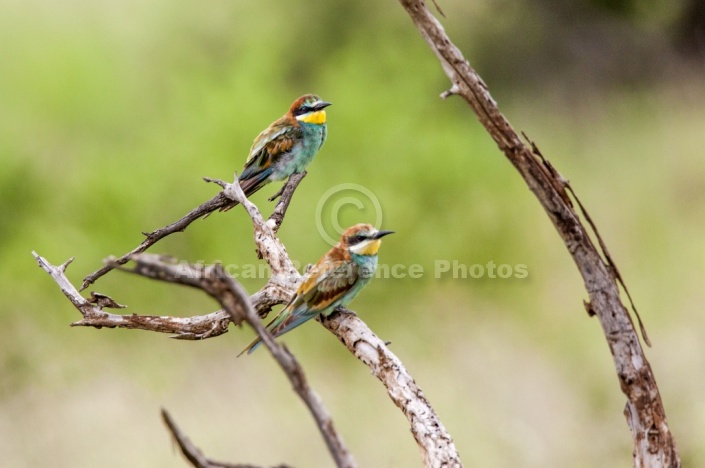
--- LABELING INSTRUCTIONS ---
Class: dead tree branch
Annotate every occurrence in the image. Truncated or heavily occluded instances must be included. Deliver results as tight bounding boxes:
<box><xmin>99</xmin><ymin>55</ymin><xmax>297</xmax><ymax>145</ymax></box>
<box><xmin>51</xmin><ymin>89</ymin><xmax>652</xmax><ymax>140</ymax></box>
<box><xmin>397</xmin><ymin>1</ymin><xmax>679</xmax><ymax>466</ymax></box>
<box><xmin>32</xmin><ymin>248</ymin><xmax>291</xmax><ymax>340</ymax></box>
<box><xmin>222</xmin><ymin>177</ymin><xmax>462</xmax><ymax>467</ymax></box>
<box><xmin>322</xmin><ymin>309</ymin><xmax>461</xmax><ymax>467</ymax></box>
<box><xmin>267</xmin><ymin>171</ymin><xmax>307</xmax><ymax>231</ymax></box>
<box><xmin>162</xmin><ymin>409</ymin><xmax>292</xmax><ymax>468</ymax></box>
<box><xmin>34</xmin><ymin>251</ymin><xmax>355</xmax><ymax>467</ymax></box>
<box><xmin>35</xmin><ymin>174</ymin><xmax>460</xmax><ymax>466</ymax></box>
<box><xmin>80</xmin><ymin>173</ymin><xmax>306</xmax><ymax>291</ymax></box>
<box><xmin>138</xmin><ymin>253</ymin><xmax>356</xmax><ymax>468</ymax></box>
<box><xmin>32</xmin><ymin>252</ymin><xmax>231</xmax><ymax>339</ymax></box>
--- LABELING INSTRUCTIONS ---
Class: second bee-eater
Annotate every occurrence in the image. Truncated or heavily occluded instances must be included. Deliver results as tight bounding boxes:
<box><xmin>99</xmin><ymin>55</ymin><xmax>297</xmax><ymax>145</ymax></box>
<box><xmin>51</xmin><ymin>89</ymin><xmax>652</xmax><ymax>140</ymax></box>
<box><xmin>240</xmin><ymin>223</ymin><xmax>394</xmax><ymax>355</ymax></box>
<box><xmin>222</xmin><ymin>94</ymin><xmax>331</xmax><ymax>211</ymax></box>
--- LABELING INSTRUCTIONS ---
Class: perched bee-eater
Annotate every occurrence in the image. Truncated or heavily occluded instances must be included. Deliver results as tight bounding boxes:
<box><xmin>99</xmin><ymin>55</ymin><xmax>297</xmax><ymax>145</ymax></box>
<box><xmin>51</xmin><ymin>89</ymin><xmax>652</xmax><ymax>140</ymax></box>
<box><xmin>240</xmin><ymin>223</ymin><xmax>394</xmax><ymax>355</ymax></box>
<box><xmin>222</xmin><ymin>94</ymin><xmax>331</xmax><ymax>211</ymax></box>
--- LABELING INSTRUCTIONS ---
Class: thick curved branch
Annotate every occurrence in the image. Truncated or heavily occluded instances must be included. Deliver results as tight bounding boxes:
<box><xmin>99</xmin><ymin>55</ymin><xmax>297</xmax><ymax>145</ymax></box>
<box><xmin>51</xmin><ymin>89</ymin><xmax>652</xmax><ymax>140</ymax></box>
<box><xmin>397</xmin><ymin>1</ymin><xmax>679</xmax><ymax>466</ymax></box>
<box><xmin>225</xmin><ymin>178</ymin><xmax>462</xmax><ymax>466</ymax></box>
<box><xmin>322</xmin><ymin>310</ymin><xmax>461</xmax><ymax>467</ymax></box>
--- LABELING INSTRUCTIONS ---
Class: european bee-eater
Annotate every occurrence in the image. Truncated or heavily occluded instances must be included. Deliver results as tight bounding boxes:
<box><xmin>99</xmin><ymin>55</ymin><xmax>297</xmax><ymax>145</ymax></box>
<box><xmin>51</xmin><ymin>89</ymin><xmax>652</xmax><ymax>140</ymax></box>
<box><xmin>222</xmin><ymin>94</ymin><xmax>331</xmax><ymax>211</ymax></box>
<box><xmin>240</xmin><ymin>223</ymin><xmax>394</xmax><ymax>355</ymax></box>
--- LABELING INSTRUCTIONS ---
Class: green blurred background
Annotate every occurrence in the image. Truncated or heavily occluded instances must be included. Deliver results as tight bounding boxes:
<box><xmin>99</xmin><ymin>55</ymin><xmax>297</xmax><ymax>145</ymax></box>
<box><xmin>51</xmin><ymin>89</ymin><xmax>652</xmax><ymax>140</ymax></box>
<box><xmin>2</xmin><ymin>0</ymin><xmax>704</xmax><ymax>466</ymax></box>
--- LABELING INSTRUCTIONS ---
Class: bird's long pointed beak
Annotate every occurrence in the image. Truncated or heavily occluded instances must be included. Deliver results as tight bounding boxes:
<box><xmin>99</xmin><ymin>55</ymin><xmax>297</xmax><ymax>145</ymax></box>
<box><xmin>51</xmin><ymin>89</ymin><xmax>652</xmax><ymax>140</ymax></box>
<box><xmin>373</xmin><ymin>230</ymin><xmax>394</xmax><ymax>239</ymax></box>
<box><xmin>314</xmin><ymin>101</ymin><xmax>332</xmax><ymax>111</ymax></box>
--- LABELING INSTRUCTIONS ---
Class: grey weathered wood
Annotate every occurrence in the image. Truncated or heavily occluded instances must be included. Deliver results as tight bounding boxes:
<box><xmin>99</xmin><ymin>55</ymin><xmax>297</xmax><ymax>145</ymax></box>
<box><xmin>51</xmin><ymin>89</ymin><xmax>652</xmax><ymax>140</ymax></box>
<box><xmin>397</xmin><ymin>1</ymin><xmax>679</xmax><ymax>466</ymax></box>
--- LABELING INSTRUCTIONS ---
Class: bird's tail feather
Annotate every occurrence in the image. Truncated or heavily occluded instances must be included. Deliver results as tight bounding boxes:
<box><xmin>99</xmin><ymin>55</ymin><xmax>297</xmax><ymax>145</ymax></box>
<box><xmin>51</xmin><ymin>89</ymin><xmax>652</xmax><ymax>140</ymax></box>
<box><xmin>237</xmin><ymin>308</ymin><xmax>316</xmax><ymax>356</ymax></box>
<box><xmin>238</xmin><ymin>336</ymin><xmax>263</xmax><ymax>356</ymax></box>
<box><xmin>237</xmin><ymin>305</ymin><xmax>288</xmax><ymax>357</ymax></box>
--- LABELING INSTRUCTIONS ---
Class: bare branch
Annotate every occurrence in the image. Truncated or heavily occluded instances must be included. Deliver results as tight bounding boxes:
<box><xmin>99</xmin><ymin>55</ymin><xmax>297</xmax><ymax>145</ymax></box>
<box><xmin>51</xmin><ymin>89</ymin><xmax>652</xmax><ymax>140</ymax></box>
<box><xmin>37</xmin><ymin>167</ymin><xmax>460</xmax><ymax>465</ymax></box>
<box><xmin>209</xmin><ymin>265</ymin><xmax>356</xmax><ymax>468</ymax></box>
<box><xmin>322</xmin><ymin>309</ymin><xmax>461</xmax><ymax>467</ymax></box>
<box><xmin>118</xmin><ymin>252</ymin><xmax>293</xmax><ymax>320</ymax></box>
<box><xmin>396</xmin><ymin>0</ymin><xmax>679</xmax><ymax>465</ymax></box>
<box><xmin>34</xmin><ymin>249</ymin><xmax>291</xmax><ymax>339</ymax></box>
<box><xmin>162</xmin><ymin>408</ymin><xmax>216</xmax><ymax>468</ymax></box>
<box><xmin>225</xmin><ymin>180</ymin><xmax>463</xmax><ymax>466</ymax></box>
<box><xmin>33</xmin><ymin>251</ymin><xmax>231</xmax><ymax>339</ymax></box>
<box><xmin>81</xmin><ymin>172</ymin><xmax>305</xmax><ymax>292</ymax></box>
<box><xmin>162</xmin><ymin>409</ymin><xmax>291</xmax><ymax>468</ymax></box>
<box><xmin>267</xmin><ymin>172</ymin><xmax>307</xmax><ymax>233</ymax></box>
<box><xmin>204</xmin><ymin>176</ymin><xmax>300</xmax><ymax>280</ymax></box>
<box><xmin>133</xmin><ymin>255</ymin><xmax>356</xmax><ymax>468</ymax></box>
<box><xmin>36</xmin><ymin>246</ymin><xmax>354</xmax><ymax>466</ymax></box>
<box><xmin>80</xmin><ymin>190</ymin><xmax>231</xmax><ymax>291</ymax></box>
<box><xmin>37</xmin><ymin>251</ymin><xmax>460</xmax><ymax>465</ymax></box>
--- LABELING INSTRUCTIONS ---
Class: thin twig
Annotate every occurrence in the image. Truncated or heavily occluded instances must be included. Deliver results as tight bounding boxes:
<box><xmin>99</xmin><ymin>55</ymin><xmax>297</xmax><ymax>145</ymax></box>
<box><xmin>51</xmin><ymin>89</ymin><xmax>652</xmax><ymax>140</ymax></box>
<box><xmin>81</xmin><ymin>173</ymin><xmax>305</xmax><ymax>291</ymax></box>
<box><xmin>162</xmin><ymin>408</ymin><xmax>215</xmax><ymax>468</ymax></box>
<box><xmin>207</xmin><ymin>265</ymin><xmax>356</xmax><ymax>468</ymax></box>
<box><xmin>523</xmin><ymin>132</ymin><xmax>650</xmax><ymax>346</ymax></box>
<box><xmin>268</xmin><ymin>172</ymin><xmax>307</xmax><ymax>233</ymax></box>
<box><xmin>80</xmin><ymin>190</ymin><xmax>230</xmax><ymax>291</ymax></box>
<box><xmin>162</xmin><ymin>409</ymin><xmax>288</xmax><ymax>468</ymax></box>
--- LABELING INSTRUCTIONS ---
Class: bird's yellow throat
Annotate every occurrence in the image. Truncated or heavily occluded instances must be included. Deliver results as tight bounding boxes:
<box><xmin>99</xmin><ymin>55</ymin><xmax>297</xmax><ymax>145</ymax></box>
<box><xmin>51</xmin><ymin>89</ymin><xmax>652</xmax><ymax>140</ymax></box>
<box><xmin>351</xmin><ymin>239</ymin><xmax>381</xmax><ymax>256</ymax></box>
<box><xmin>297</xmin><ymin>110</ymin><xmax>326</xmax><ymax>125</ymax></box>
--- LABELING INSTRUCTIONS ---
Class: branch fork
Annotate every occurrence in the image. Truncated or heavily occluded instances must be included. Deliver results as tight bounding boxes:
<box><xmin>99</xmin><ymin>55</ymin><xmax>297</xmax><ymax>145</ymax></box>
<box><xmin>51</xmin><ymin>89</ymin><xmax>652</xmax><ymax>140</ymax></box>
<box><xmin>34</xmin><ymin>167</ymin><xmax>459</xmax><ymax>467</ymax></box>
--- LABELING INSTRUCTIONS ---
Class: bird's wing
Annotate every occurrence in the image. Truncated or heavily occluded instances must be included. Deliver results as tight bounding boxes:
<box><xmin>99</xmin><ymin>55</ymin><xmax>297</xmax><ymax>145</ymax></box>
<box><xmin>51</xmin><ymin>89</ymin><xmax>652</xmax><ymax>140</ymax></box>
<box><xmin>299</xmin><ymin>260</ymin><xmax>360</xmax><ymax>312</ymax></box>
<box><xmin>240</xmin><ymin>120</ymin><xmax>302</xmax><ymax>185</ymax></box>
<box><xmin>270</xmin><ymin>259</ymin><xmax>359</xmax><ymax>333</ymax></box>
<box><xmin>239</xmin><ymin>257</ymin><xmax>358</xmax><ymax>356</ymax></box>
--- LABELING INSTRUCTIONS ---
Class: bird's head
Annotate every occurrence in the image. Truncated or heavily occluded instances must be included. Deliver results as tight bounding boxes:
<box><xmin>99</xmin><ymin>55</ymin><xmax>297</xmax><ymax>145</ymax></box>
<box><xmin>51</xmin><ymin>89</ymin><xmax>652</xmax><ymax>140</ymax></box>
<box><xmin>340</xmin><ymin>223</ymin><xmax>394</xmax><ymax>257</ymax></box>
<box><xmin>289</xmin><ymin>94</ymin><xmax>332</xmax><ymax>125</ymax></box>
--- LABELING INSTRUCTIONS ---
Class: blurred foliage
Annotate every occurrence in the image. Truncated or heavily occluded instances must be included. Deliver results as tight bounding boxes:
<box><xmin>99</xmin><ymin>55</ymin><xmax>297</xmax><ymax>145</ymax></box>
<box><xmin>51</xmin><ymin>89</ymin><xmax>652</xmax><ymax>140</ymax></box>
<box><xmin>1</xmin><ymin>0</ymin><xmax>704</xmax><ymax>466</ymax></box>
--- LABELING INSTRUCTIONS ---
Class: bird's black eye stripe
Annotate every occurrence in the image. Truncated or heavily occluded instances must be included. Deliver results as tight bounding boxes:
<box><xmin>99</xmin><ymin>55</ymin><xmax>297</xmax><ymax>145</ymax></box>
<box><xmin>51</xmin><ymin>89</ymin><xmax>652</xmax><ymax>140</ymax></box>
<box><xmin>349</xmin><ymin>234</ymin><xmax>367</xmax><ymax>245</ymax></box>
<box><xmin>294</xmin><ymin>105</ymin><xmax>313</xmax><ymax>116</ymax></box>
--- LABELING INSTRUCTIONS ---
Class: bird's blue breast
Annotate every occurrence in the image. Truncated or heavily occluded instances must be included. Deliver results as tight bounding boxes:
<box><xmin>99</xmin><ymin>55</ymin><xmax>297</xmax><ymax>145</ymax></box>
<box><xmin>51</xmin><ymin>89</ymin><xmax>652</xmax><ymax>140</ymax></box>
<box><xmin>351</xmin><ymin>253</ymin><xmax>378</xmax><ymax>280</ymax></box>
<box><xmin>270</xmin><ymin>123</ymin><xmax>327</xmax><ymax>181</ymax></box>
